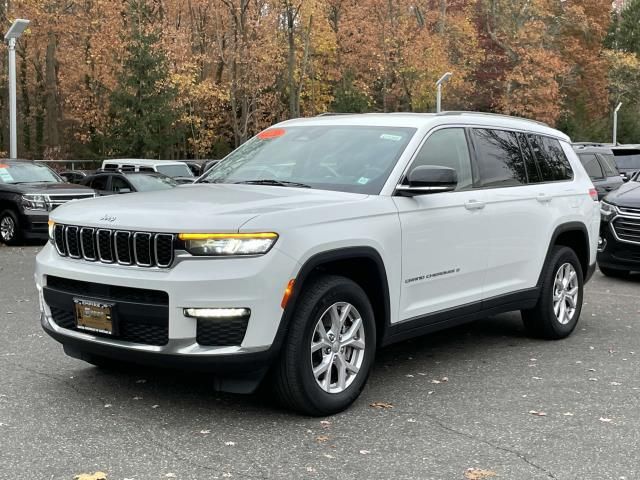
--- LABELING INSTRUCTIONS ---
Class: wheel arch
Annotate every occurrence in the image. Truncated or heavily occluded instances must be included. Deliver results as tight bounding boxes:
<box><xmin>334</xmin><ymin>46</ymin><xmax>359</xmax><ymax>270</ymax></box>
<box><xmin>539</xmin><ymin>222</ymin><xmax>591</xmax><ymax>284</ymax></box>
<box><xmin>276</xmin><ymin>247</ymin><xmax>391</xmax><ymax>349</ymax></box>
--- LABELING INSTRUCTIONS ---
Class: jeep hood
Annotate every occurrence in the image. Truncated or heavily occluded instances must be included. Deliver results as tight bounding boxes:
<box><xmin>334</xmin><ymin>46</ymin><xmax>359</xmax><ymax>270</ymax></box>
<box><xmin>50</xmin><ymin>184</ymin><xmax>368</xmax><ymax>232</ymax></box>
<box><xmin>604</xmin><ymin>181</ymin><xmax>640</xmax><ymax>208</ymax></box>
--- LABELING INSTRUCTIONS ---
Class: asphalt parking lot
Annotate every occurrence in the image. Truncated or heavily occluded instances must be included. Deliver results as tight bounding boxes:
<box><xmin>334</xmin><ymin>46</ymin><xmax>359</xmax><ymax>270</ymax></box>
<box><xmin>1</xmin><ymin>244</ymin><xmax>639</xmax><ymax>480</ymax></box>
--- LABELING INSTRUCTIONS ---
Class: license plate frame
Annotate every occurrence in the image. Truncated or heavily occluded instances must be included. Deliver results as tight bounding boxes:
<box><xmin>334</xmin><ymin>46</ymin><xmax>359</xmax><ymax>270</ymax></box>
<box><xmin>73</xmin><ymin>298</ymin><xmax>117</xmax><ymax>335</ymax></box>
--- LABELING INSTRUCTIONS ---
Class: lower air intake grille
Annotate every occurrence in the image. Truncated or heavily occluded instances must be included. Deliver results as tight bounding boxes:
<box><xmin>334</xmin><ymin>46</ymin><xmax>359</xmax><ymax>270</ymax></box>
<box><xmin>196</xmin><ymin>318</ymin><xmax>249</xmax><ymax>346</ymax></box>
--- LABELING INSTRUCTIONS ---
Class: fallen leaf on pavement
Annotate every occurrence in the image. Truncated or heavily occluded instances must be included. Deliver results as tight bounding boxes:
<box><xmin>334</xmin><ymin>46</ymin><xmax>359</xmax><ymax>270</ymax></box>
<box><xmin>200</xmin><ymin>430</ymin><xmax>210</xmax><ymax>435</ymax></box>
<box><xmin>529</xmin><ymin>410</ymin><xmax>547</xmax><ymax>417</ymax></box>
<box><xmin>610</xmin><ymin>382</ymin><xmax>622</xmax><ymax>386</ymax></box>
<box><xmin>563</xmin><ymin>412</ymin><xmax>574</xmax><ymax>416</ymax></box>
<box><xmin>225</xmin><ymin>441</ymin><xmax>236</xmax><ymax>446</ymax></box>
<box><xmin>599</xmin><ymin>417</ymin><xmax>612</xmax><ymax>423</ymax></box>
<box><xmin>370</xmin><ymin>402</ymin><xmax>393</xmax><ymax>409</ymax></box>
<box><xmin>316</xmin><ymin>435</ymin><xmax>330</xmax><ymax>443</ymax></box>
<box><xmin>359</xmin><ymin>450</ymin><xmax>370</xmax><ymax>455</ymax></box>
<box><xmin>320</xmin><ymin>420</ymin><xmax>331</xmax><ymax>428</ymax></box>
<box><xmin>74</xmin><ymin>473</ymin><xmax>107</xmax><ymax>480</ymax></box>
<box><xmin>464</xmin><ymin>468</ymin><xmax>497</xmax><ymax>479</ymax></box>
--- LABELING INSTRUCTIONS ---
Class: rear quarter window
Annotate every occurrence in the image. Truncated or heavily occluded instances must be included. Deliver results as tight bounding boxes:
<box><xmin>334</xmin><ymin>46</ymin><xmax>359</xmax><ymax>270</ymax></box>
<box><xmin>528</xmin><ymin>135</ymin><xmax>573</xmax><ymax>182</ymax></box>
<box><xmin>577</xmin><ymin>153</ymin><xmax>604</xmax><ymax>179</ymax></box>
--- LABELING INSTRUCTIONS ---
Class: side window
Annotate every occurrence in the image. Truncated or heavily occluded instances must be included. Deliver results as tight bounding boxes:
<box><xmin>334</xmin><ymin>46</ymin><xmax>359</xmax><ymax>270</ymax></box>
<box><xmin>578</xmin><ymin>153</ymin><xmax>604</xmax><ymax>179</ymax></box>
<box><xmin>410</xmin><ymin>128</ymin><xmax>473</xmax><ymax>190</ymax></box>
<box><xmin>90</xmin><ymin>176</ymin><xmax>109</xmax><ymax>191</ymax></box>
<box><xmin>103</xmin><ymin>163</ymin><xmax>118</xmax><ymax>171</ymax></box>
<box><xmin>139</xmin><ymin>167</ymin><xmax>154</xmax><ymax>172</ymax></box>
<box><xmin>516</xmin><ymin>132</ymin><xmax>541</xmax><ymax>183</ymax></box>
<box><xmin>121</xmin><ymin>164</ymin><xmax>135</xmax><ymax>172</ymax></box>
<box><xmin>599</xmin><ymin>154</ymin><xmax>619</xmax><ymax>177</ymax></box>
<box><xmin>472</xmin><ymin>129</ymin><xmax>526</xmax><ymax>187</ymax></box>
<box><xmin>528</xmin><ymin>135</ymin><xmax>573</xmax><ymax>182</ymax></box>
<box><xmin>110</xmin><ymin>176</ymin><xmax>132</xmax><ymax>192</ymax></box>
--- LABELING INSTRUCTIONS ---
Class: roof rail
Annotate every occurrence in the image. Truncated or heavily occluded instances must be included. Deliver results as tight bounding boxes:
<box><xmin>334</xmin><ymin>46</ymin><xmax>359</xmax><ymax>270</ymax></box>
<box><xmin>316</xmin><ymin>112</ymin><xmax>355</xmax><ymax>117</ymax></box>
<box><xmin>437</xmin><ymin>111</ymin><xmax>550</xmax><ymax>127</ymax></box>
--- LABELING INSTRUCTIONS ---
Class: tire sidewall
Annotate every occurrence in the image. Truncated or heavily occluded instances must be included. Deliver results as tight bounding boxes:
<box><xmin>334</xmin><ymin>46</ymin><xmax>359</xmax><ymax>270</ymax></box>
<box><xmin>543</xmin><ymin>248</ymin><xmax>584</xmax><ymax>337</ymax></box>
<box><xmin>0</xmin><ymin>210</ymin><xmax>20</xmax><ymax>245</ymax></box>
<box><xmin>294</xmin><ymin>279</ymin><xmax>376</xmax><ymax>414</ymax></box>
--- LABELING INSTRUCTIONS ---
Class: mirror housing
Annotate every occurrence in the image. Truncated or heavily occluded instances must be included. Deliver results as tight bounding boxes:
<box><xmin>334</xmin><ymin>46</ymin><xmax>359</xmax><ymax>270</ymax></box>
<box><xmin>396</xmin><ymin>166</ymin><xmax>458</xmax><ymax>196</ymax></box>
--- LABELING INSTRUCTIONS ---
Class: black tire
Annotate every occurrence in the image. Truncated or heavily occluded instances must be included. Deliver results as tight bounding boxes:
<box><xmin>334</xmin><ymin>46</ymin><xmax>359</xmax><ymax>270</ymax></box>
<box><xmin>273</xmin><ymin>275</ymin><xmax>376</xmax><ymax>416</ymax></box>
<box><xmin>522</xmin><ymin>246</ymin><xmax>584</xmax><ymax>340</ymax></box>
<box><xmin>599</xmin><ymin>266</ymin><xmax>630</xmax><ymax>278</ymax></box>
<box><xmin>0</xmin><ymin>209</ymin><xmax>22</xmax><ymax>245</ymax></box>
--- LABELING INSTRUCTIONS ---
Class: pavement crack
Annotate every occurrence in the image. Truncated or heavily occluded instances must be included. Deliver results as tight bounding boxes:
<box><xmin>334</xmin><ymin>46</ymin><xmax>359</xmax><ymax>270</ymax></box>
<box><xmin>414</xmin><ymin>410</ymin><xmax>558</xmax><ymax>479</ymax></box>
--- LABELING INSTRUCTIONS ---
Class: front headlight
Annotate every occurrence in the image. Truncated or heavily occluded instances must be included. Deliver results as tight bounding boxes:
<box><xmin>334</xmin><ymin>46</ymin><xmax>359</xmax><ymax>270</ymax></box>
<box><xmin>48</xmin><ymin>220</ymin><xmax>55</xmax><ymax>244</ymax></box>
<box><xmin>22</xmin><ymin>194</ymin><xmax>49</xmax><ymax>211</ymax></box>
<box><xmin>600</xmin><ymin>201</ymin><xmax>616</xmax><ymax>222</ymax></box>
<box><xmin>178</xmin><ymin>232</ymin><xmax>278</xmax><ymax>256</ymax></box>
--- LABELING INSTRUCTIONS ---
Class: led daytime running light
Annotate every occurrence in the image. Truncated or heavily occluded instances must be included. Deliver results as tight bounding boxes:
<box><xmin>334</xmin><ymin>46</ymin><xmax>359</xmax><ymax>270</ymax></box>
<box><xmin>178</xmin><ymin>232</ymin><xmax>277</xmax><ymax>240</ymax></box>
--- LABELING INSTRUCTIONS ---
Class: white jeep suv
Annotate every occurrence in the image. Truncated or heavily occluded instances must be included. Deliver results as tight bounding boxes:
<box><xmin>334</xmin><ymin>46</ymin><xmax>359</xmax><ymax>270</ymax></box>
<box><xmin>35</xmin><ymin>112</ymin><xmax>599</xmax><ymax>415</ymax></box>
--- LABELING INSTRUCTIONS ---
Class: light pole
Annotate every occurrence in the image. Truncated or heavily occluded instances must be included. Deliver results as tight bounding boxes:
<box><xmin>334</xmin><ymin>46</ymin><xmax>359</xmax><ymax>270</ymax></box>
<box><xmin>613</xmin><ymin>102</ymin><xmax>623</xmax><ymax>146</ymax></box>
<box><xmin>436</xmin><ymin>72</ymin><xmax>452</xmax><ymax>113</ymax></box>
<box><xmin>4</xmin><ymin>19</ymin><xmax>30</xmax><ymax>159</ymax></box>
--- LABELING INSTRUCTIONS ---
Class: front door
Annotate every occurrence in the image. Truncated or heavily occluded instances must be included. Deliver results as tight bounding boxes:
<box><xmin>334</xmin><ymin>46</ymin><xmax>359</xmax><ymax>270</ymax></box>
<box><xmin>394</xmin><ymin>127</ymin><xmax>489</xmax><ymax>322</ymax></box>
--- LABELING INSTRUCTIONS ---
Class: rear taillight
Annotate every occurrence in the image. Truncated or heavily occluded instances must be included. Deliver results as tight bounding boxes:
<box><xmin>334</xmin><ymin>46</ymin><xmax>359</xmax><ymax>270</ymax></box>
<box><xmin>589</xmin><ymin>188</ymin><xmax>598</xmax><ymax>201</ymax></box>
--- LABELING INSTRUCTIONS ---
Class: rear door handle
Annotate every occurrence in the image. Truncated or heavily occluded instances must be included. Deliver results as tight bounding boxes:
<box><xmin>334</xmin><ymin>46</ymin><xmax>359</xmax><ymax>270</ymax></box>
<box><xmin>464</xmin><ymin>200</ymin><xmax>485</xmax><ymax>211</ymax></box>
<box><xmin>536</xmin><ymin>193</ymin><xmax>552</xmax><ymax>204</ymax></box>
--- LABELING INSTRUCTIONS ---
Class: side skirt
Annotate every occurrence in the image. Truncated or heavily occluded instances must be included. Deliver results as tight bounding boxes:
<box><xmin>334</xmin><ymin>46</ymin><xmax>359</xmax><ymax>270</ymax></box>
<box><xmin>381</xmin><ymin>288</ymin><xmax>540</xmax><ymax>347</ymax></box>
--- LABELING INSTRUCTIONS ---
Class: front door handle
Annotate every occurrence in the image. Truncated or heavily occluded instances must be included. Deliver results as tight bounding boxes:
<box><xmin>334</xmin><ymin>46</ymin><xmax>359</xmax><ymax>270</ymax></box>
<box><xmin>536</xmin><ymin>193</ymin><xmax>552</xmax><ymax>204</ymax></box>
<box><xmin>464</xmin><ymin>200</ymin><xmax>485</xmax><ymax>211</ymax></box>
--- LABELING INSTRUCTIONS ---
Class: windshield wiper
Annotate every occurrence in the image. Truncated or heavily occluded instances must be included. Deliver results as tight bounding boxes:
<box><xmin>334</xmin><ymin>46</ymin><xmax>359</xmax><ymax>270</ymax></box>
<box><xmin>234</xmin><ymin>179</ymin><xmax>312</xmax><ymax>188</ymax></box>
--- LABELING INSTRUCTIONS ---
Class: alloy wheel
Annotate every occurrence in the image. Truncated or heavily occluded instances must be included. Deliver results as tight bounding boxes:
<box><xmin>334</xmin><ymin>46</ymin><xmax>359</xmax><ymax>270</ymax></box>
<box><xmin>553</xmin><ymin>262</ymin><xmax>579</xmax><ymax>325</ymax></box>
<box><xmin>310</xmin><ymin>302</ymin><xmax>366</xmax><ymax>394</ymax></box>
<box><xmin>0</xmin><ymin>215</ymin><xmax>15</xmax><ymax>242</ymax></box>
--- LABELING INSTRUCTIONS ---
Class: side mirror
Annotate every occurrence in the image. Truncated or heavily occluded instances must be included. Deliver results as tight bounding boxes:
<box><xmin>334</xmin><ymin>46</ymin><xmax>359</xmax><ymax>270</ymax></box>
<box><xmin>621</xmin><ymin>173</ymin><xmax>630</xmax><ymax>183</ymax></box>
<box><xmin>396</xmin><ymin>166</ymin><xmax>458</xmax><ymax>196</ymax></box>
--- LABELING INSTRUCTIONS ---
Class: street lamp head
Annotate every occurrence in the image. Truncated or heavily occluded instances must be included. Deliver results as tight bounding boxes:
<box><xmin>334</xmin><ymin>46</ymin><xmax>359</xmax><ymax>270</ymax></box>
<box><xmin>615</xmin><ymin>102</ymin><xmax>623</xmax><ymax>113</ymax></box>
<box><xmin>4</xmin><ymin>19</ymin><xmax>30</xmax><ymax>42</ymax></box>
<box><xmin>436</xmin><ymin>72</ymin><xmax>453</xmax><ymax>87</ymax></box>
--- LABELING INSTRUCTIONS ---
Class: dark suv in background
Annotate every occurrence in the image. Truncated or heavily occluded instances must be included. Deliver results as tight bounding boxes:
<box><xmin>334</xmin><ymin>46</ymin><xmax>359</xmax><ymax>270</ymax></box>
<box><xmin>80</xmin><ymin>171</ymin><xmax>178</xmax><ymax>195</ymax></box>
<box><xmin>599</xmin><ymin>175</ymin><xmax>640</xmax><ymax>277</ymax></box>
<box><xmin>0</xmin><ymin>160</ymin><xmax>95</xmax><ymax>245</ymax></box>
<box><xmin>573</xmin><ymin>144</ymin><xmax>624</xmax><ymax>200</ymax></box>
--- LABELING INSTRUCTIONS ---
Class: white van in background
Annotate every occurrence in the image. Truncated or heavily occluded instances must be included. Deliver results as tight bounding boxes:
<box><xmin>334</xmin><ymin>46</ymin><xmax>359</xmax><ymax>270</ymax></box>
<box><xmin>101</xmin><ymin>159</ymin><xmax>194</xmax><ymax>183</ymax></box>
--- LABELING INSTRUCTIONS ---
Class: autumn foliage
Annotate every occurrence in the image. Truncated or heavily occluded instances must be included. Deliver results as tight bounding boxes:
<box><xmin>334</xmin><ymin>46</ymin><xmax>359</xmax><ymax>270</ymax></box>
<box><xmin>0</xmin><ymin>0</ymin><xmax>637</xmax><ymax>160</ymax></box>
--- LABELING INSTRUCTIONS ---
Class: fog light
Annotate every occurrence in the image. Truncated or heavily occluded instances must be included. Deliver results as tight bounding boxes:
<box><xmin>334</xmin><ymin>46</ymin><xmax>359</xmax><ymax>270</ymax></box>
<box><xmin>598</xmin><ymin>236</ymin><xmax>607</xmax><ymax>253</ymax></box>
<box><xmin>183</xmin><ymin>308</ymin><xmax>250</xmax><ymax>319</ymax></box>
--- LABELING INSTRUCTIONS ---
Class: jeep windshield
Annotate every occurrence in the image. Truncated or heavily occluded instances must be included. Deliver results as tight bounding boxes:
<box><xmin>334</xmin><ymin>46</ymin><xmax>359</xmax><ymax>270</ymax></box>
<box><xmin>0</xmin><ymin>162</ymin><xmax>62</xmax><ymax>184</ymax></box>
<box><xmin>198</xmin><ymin>125</ymin><xmax>416</xmax><ymax>194</ymax></box>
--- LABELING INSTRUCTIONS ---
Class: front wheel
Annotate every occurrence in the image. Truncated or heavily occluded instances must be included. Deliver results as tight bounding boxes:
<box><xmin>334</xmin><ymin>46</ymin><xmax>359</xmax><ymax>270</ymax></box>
<box><xmin>522</xmin><ymin>246</ymin><xmax>584</xmax><ymax>340</ymax></box>
<box><xmin>273</xmin><ymin>275</ymin><xmax>376</xmax><ymax>416</ymax></box>
<box><xmin>0</xmin><ymin>209</ymin><xmax>21</xmax><ymax>245</ymax></box>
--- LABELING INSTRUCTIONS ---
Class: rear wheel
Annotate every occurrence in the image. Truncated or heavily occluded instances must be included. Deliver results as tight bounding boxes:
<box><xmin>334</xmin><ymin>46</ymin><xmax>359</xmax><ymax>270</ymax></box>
<box><xmin>599</xmin><ymin>266</ymin><xmax>630</xmax><ymax>278</ymax></box>
<box><xmin>273</xmin><ymin>275</ymin><xmax>376</xmax><ymax>416</ymax></box>
<box><xmin>522</xmin><ymin>246</ymin><xmax>584</xmax><ymax>340</ymax></box>
<box><xmin>0</xmin><ymin>209</ymin><xmax>21</xmax><ymax>245</ymax></box>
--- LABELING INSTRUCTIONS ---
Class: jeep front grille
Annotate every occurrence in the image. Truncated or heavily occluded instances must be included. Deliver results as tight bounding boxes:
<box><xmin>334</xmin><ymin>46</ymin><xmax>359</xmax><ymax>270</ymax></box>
<box><xmin>54</xmin><ymin>224</ymin><xmax>175</xmax><ymax>268</ymax></box>
<box><xmin>612</xmin><ymin>216</ymin><xmax>640</xmax><ymax>244</ymax></box>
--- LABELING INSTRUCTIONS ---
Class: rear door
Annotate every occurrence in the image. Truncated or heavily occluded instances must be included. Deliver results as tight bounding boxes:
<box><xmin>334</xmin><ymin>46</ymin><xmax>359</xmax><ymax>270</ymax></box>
<box><xmin>471</xmin><ymin>129</ymin><xmax>552</xmax><ymax>299</ymax></box>
<box><xmin>597</xmin><ymin>153</ymin><xmax>624</xmax><ymax>195</ymax></box>
<box><xmin>394</xmin><ymin>127</ymin><xmax>489</xmax><ymax>321</ymax></box>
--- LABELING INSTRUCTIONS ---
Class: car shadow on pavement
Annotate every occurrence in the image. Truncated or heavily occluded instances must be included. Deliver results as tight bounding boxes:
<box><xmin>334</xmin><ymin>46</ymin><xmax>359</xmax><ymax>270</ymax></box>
<box><xmin>68</xmin><ymin>313</ymin><xmax>530</xmax><ymax>417</ymax></box>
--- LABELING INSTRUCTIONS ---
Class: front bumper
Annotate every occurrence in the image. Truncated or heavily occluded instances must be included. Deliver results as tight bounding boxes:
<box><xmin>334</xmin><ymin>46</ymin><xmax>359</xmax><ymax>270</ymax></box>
<box><xmin>18</xmin><ymin>209</ymin><xmax>49</xmax><ymax>239</ymax></box>
<box><xmin>597</xmin><ymin>221</ymin><xmax>640</xmax><ymax>272</ymax></box>
<box><xmin>35</xmin><ymin>243</ymin><xmax>300</xmax><ymax>376</ymax></box>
